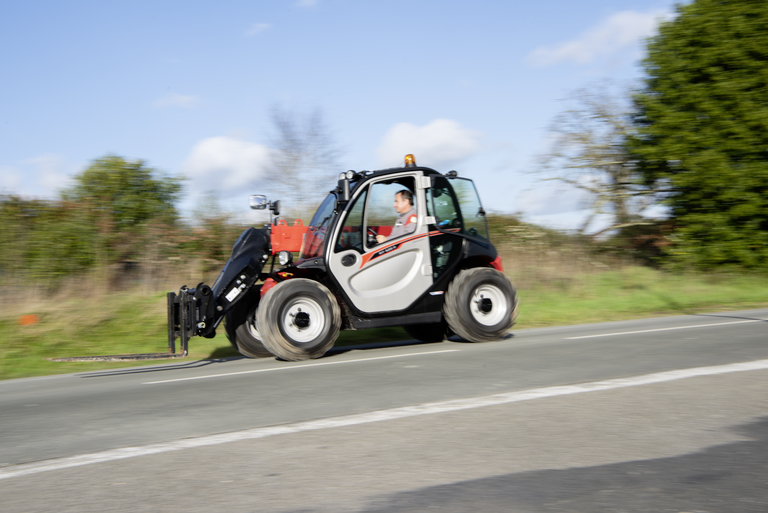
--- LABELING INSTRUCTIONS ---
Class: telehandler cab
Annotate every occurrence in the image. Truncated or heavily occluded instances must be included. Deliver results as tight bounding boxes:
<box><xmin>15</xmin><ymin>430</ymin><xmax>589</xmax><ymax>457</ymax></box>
<box><xmin>167</xmin><ymin>155</ymin><xmax>519</xmax><ymax>361</ymax></box>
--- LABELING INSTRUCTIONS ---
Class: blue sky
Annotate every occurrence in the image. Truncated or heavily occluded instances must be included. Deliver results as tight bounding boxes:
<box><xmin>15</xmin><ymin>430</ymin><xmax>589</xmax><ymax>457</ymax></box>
<box><xmin>0</xmin><ymin>0</ymin><xmax>677</xmax><ymax>229</ymax></box>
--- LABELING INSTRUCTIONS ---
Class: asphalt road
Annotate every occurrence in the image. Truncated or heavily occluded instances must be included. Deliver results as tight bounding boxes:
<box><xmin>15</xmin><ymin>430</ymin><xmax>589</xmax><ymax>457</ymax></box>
<box><xmin>1</xmin><ymin>308</ymin><xmax>766</xmax><ymax>512</ymax></box>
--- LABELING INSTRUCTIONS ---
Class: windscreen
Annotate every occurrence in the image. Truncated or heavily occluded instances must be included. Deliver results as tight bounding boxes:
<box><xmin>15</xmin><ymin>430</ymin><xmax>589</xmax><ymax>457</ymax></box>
<box><xmin>299</xmin><ymin>193</ymin><xmax>337</xmax><ymax>260</ymax></box>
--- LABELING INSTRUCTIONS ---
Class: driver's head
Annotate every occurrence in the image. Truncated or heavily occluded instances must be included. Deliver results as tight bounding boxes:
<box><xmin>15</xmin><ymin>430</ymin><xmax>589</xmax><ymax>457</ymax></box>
<box><xmin>394</xmin><ymin>190</ymin><xmax>413</xmax><ymax>214</ymax></box>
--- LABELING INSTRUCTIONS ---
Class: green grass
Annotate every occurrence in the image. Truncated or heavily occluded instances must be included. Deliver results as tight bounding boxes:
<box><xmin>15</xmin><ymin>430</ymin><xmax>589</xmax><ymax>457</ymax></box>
<box><xmin>516</xmin><ymin>267</ymin><xmax>768</xmax><ymax>328</ymax></box>
<box><xmin>0</xmin><ymin>291</ymin><xmax>413</xmax><ymax>381</ymax></box>
<box><xmin>1</xmin><ymin>267</ymin><xmax>767</xmax><ymax>381</ymax></box>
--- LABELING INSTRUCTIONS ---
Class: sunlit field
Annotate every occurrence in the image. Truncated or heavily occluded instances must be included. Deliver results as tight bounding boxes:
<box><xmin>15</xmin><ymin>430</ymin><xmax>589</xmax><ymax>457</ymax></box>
<box><xmin>2</xmin><ymin>254</ymin><xmax>766</xmax><ymax>381</ymax></box>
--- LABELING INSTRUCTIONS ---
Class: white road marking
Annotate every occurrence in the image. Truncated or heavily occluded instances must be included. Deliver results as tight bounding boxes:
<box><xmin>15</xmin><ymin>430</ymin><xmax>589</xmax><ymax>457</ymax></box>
<box><xmin>2</xmin><ymin>358</ymin><xmax>768</xmax><ymax>481</ymax></box>
<box><xmin>565</xmin><ymin>319</ymin><xmax>764</xmax><ymax>340</ymax></box>
<box><xmin>144</xmin><ymin>349</ymin><xmax>461</xmax><ymax>384</ymax></box>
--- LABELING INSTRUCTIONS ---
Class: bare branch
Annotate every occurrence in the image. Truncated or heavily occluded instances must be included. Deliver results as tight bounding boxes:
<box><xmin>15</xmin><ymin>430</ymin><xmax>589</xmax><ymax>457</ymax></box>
<box><xmin>258</xmin><ymin>105</ymin><xmax>342</xmax><ymax>216</ymax></box>
<box><xmin>536</xmin><ymin>81</ymin><xmax>663</xmax><ymax>235</ymax></box>
<box><xmin>590</xmin><ymin>222</ymin><xmax>655</xmax><ymax>238</ymax></box>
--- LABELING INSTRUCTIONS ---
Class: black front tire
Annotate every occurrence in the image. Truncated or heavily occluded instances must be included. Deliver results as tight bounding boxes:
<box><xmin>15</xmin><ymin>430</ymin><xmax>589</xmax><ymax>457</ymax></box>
<box><xmin>258</xmin><ymin>279</ymin><xmax>341</xmax><ymax>361</ymax></box>
<box><xmin>224</xmin><ymin>287</ymin><xmax>272</xmax><ymax>358</ymax></box>
<box><xmin>444</xmin><ymin>268</ymin><xmax>519</xmax><ymax>343</ymax></box>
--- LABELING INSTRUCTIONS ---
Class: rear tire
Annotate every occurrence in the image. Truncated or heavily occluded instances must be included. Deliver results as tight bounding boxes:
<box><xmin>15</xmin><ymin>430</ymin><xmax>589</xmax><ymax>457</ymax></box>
<box><xmin>224</xmin><ymin>287</ymin><xmax>272</xmax><ymax>358</ymax></box>
<box><xmin>258</xmin><ymin>279</ymin><xmax>341</xmax><ymax>361</ymax></box>
<box><xmin>403</xmin><ymin>321</ymin><xmax>452</xmax><ymax>343</ymax></box>
<box><xmin>444</xmin><ymin>268</ymin><xmax>519</xmax><ymax>343</ymax></box>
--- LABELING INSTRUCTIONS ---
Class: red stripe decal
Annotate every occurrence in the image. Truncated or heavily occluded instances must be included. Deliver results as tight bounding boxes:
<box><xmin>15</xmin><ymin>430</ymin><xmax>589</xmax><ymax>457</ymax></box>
<box><xmin>360</xmin><ymin>232</ymin><xmax>427</xmax><ymax>268</ymax></box>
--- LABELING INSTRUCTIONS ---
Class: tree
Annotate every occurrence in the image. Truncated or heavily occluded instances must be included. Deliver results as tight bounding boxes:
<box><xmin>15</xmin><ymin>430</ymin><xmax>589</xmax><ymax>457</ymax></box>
<box><xmin>63</xmin><ymin>155</ymin><xmax>182</xmax><ymax>230</ymax></box>
<box><xmin>538</xmin><ymin>83</ymin><xmax>657</xmax><ymax>236</ymax></box>
<box><xmin>0</xmin><ymin>156</ymin><xmax>184</xmax><ymax>286</ymax></box>
<box><xmin>630</xmin><ymin>0</ymin><xmax>768</xmax><ymax>270</ymax></box>
<box><xmin>0</xmin><ymin>196</ymin><xmax>95</xmax><ymax>281</ymax></box>
<box><xmin>261</xmin><ymin>106</ymin><xmax>341</xmax><ymax>216</ymax></box>
<box><xmin>61</xmin><ymin>155</ymin><xmax>183</xmax><ymax>265</ymax></box>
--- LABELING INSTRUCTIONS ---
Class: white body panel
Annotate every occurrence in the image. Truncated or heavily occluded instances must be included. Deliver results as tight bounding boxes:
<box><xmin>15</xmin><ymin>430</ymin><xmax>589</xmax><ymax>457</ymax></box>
<box><xmin>328</xmin><ymin>172</ymin><xmax>434</xmax><ymax>314</ymax></box>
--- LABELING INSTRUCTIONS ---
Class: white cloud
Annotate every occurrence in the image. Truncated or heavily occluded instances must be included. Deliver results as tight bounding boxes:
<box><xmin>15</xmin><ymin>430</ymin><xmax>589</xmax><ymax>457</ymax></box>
<box><xmin>182</xmin><ymin>136</ymin><xmax>271</xmax><ymax>196</ymax></box>
<box><xmin>528</xmin><ymin>9</ymin><xmax>671</xmax><ymax>67</ymax></box>
<box><xmin>0</xmin><ymin>155</ymin><xmax>75</xmax><ymax>199</ymax></box>
<box><xmin>28</xmin><ymin>155</ymin><xmax>73</xmax><ymax>193</ymax></box>
<box><xmin>153</xmin><ymin>93</ymin><xmax>200</xmax><ymax>109</ymax></box>
<box><xmin>0</xmin><ymin>165</ymin><xmax>22</xmax><ymax>192</ymax></box>
<box><xmin>376</xmin><ymin>119</ymin><xmax>482</xmax><ymax>169</ymax></box>
<box><xmin>245</xmin><ymin>23</ymin><xmax>271</xmax><ymax>37</ymax></box>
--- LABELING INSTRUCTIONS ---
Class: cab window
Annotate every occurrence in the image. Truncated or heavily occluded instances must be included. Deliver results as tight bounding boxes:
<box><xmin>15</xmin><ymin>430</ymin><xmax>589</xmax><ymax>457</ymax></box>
<box><xmin>450</xmin><ymin>178</ymin><xmax>488</xmax><ymax>240</ymax></box>
<box><xmin>429</xmin><ymin>177</ymin><xmax>461</xmax><ymax>230</ymax></box>
<box><xmin>365</xmin><ymin>177</ymin><xmax>417</xmax><ymax>248</ymax></box>
<box><xmin>334</xmin><ymin>189</ymin><xmax>367</xmax><ymax>253</ymax></box>
<box><xmin>429</xmin><ymin>176</ymin><xmax>488</xmax><ymax>240</ymax></box>
<box><xmin>299</xmin><ymin>193</ymin><xmax>336</xmax><ymax>260</ymax></box>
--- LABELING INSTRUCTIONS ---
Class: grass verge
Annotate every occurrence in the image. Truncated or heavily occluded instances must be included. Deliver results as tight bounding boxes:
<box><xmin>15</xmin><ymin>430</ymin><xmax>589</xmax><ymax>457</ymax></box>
<box><xmin>516</xmin><ymin>267</ymin><xmax>768</xmax><ymax>327</ymax></box>
<box><xmin>1</xmin><ymin>266</ymin><xmax>766</xmax><ymax>381</ymax></box>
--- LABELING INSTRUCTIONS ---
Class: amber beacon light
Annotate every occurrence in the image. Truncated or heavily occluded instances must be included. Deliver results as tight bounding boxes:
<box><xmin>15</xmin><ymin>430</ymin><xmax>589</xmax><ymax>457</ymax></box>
<box><xmin>404</xmin><ymin>154</ymin><xmax>416</xmax><ymax>168</ymax></box>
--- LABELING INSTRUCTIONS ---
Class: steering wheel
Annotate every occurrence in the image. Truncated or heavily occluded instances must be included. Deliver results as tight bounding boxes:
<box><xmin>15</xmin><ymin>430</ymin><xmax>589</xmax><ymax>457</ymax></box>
<box><xmin>367</xmin><ymin>227</ymin><xmax>378</xmax><ymax>246</ymax></box>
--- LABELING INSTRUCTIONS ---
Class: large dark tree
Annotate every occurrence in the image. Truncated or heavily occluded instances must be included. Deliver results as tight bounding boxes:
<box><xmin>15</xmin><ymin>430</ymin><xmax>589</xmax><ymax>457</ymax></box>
<box><xmin>631</xmin><ymin>0</ymin><xmax>768</xmax><ymax>270</ymax></box>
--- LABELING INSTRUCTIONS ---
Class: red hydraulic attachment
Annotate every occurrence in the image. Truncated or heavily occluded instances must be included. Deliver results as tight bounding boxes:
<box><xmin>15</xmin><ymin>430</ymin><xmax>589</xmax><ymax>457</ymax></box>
<box><xmin>271</xmin><ymin>219</ymin><xmax>309</xmax><ymax>254</ymax></box>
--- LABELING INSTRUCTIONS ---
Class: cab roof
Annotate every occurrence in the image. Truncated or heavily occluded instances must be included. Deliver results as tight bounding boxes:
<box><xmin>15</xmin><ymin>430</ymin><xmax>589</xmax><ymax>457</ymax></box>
<box><xmin>351</xmin><ymin>164</ymin><xmax>461</xmax><ymax>185</ymax></box>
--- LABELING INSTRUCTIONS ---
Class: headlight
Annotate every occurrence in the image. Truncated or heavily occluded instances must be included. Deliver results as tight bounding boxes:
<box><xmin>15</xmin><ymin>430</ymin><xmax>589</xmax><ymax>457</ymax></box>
<box><xmin>278</xmin><ymin>251</ymin><xmax>293</xmax><ymax>266</ymax></box>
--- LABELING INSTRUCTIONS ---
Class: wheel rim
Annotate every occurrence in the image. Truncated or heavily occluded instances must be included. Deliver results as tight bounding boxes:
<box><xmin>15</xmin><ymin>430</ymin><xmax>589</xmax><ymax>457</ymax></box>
<box><xmin>281</xmin><ymin>296</ymin><xmax>325</xmax><ymax>343</ymax></box>
<box><xmin>470</xmin><ymin>283</ymin><xmax>508</xmax><ymax>326</ymax></box>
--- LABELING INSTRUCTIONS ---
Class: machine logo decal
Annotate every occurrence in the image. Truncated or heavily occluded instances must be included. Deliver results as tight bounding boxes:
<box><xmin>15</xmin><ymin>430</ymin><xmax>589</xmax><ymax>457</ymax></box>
<box><xmin>371</xmin><ymin>243</ymin><xmax>401</xmax><ymax>259</ymax></box>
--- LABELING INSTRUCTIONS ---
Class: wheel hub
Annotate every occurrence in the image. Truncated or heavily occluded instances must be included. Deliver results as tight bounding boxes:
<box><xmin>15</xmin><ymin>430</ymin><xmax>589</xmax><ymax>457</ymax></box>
<box><xmin>293</xmin><ymin>310</ymin><xmax>310</xmax><ymax>328</ymax></box>
<box><xmin>283</xmin><ymin>298</ymin><xmax>325</xmax><ymax>343</ymax></box>
<box><xmin>470</xmin><ymin>284</ymin><xmax>507</xmax><ymax>326</ymax></box>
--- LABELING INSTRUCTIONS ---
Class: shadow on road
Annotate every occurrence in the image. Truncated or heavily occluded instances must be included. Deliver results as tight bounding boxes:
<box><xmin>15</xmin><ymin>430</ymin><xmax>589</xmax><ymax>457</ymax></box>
<box><xmin>321</xmin><ymin>339</ymin><xmax>438</xmax><ymax>358</ymax></box>
<box><xmin>693</xmin><ymin>312</ymin><xmax>768</xmax><ymax>322</ymax></box>
<box><xmin>358</xmin><ymin>415</ymin><xmax>768</xmax><ymax>513</ymax></box>
<box><xmin>76</xmin><ymin>356</ymin><xmax>249</xmax><ymax>379</ymax></box>
<box><xmin>76</xmin><ymin>338</ymin><xmax>442</xmax><ymax>378</ymax></box>
<box><xmin>76</xmin><ymin>332</ymin><xmax>516</xmax><ymax>378</ymax></box>
<box><xmin>323</xmin><ymin>332</ymin><xmax>513</xmax><ymax>357</ymax></box>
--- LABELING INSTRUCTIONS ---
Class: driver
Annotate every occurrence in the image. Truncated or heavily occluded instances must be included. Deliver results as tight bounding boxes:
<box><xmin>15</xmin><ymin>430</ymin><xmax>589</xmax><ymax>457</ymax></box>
<box><xmin>376</xmin><ymin>190</ymin><xmax>417</xmax><ymax>244</ymax></box>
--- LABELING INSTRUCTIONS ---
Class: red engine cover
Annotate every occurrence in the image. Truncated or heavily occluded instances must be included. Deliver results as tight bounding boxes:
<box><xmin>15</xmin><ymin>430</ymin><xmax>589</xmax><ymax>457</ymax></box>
<box><xmin>271</xmin><ymin>219</ymin><xmax>309</xmax><ymax>254</ymax></box>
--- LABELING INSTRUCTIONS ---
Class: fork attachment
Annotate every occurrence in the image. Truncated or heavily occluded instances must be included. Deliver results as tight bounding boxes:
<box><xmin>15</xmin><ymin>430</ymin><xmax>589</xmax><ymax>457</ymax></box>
<box><xmin>167</xmin><ymin>287</ymin><xmax>195</xmax><ymax>356</ymax></box>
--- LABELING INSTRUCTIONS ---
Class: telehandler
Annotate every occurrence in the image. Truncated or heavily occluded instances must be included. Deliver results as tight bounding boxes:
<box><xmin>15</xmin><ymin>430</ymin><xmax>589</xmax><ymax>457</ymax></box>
<box><xmin>167</xmin><ymin>155</ymin><xmax>519</xmax><ymax>361</ymax></box>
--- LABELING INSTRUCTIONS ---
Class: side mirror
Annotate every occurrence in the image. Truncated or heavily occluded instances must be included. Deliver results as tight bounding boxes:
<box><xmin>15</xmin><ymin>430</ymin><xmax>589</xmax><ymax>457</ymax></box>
<box><xmin>250</xmin><ymin>195</ymin><xmax>268</xmax><ymax>210</ymax></box>
<box><xmin>270</xmin><ymin>200</ymin><xmax>281</xmax><ymax>216</ymax></box>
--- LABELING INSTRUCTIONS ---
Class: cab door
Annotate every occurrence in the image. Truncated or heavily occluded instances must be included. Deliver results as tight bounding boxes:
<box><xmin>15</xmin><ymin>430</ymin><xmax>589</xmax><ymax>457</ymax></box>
<box><xmin>327</xmin><ymin>172</ymin><xmax>433</xmax><ymax>314</ymax></box>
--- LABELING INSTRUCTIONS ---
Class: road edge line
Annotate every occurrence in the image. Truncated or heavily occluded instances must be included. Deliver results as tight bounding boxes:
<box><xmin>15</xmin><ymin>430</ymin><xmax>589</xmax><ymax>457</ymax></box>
<box><xmin>3</xmin><ymin>358</ymin><xmax>768</xmax><ymax>481</ymax></box>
